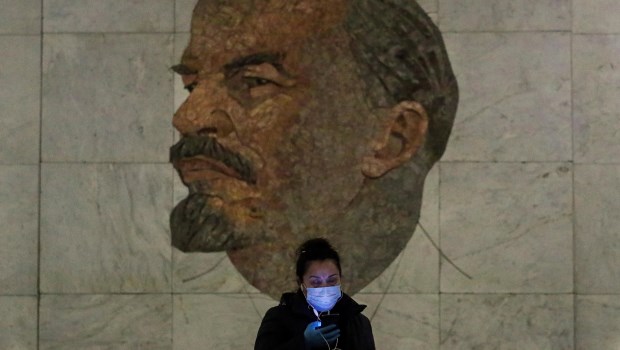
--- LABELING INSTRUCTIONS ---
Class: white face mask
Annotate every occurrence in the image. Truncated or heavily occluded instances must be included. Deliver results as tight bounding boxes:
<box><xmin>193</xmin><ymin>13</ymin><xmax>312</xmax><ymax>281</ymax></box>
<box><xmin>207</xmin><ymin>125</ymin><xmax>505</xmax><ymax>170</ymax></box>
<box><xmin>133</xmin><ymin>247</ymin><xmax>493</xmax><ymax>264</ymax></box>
<box><xmin>303</xmin><ymin>285</ymin><xmax>342</xmax><ymax>312</ymax></box>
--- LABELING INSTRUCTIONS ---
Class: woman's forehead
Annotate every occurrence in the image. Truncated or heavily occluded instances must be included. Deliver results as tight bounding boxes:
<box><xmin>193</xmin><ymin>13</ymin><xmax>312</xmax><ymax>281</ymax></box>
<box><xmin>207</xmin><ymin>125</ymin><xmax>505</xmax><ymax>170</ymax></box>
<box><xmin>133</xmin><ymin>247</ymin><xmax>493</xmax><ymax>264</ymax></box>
<box><xmin>305</xmin><ymin>260</ymin><xmax>340</xmax><ymax>276</ymax></box>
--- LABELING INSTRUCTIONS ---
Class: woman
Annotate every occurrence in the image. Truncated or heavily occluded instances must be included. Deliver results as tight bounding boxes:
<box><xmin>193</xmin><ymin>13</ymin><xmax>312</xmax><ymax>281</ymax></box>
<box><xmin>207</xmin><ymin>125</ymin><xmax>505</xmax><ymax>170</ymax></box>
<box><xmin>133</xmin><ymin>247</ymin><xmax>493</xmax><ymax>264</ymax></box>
<box><xmin>255</xmin><ymin>238</ymin><xmax>376</xmax><ymax>350</ymax></box>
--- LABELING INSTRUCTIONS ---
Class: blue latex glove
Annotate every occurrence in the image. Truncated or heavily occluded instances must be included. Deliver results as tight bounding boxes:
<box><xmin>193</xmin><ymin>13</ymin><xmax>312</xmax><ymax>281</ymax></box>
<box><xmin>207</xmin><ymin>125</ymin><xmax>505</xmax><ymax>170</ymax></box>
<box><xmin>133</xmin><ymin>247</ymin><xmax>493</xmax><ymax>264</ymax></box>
<box><xmin>304</xmin><ymin>321</ymin><xmax>340</xmax><ymax>348</ymax></box>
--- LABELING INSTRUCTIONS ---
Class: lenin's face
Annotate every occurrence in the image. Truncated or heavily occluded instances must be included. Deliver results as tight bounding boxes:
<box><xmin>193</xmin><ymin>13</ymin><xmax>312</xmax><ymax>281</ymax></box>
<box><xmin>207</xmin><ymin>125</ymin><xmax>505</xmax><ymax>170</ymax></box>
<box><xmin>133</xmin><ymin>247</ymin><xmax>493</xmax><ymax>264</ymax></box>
<box><xmin>171</xmin><ymin>0</ymin><xmax>440</xmax><ymax>298</ymax></box>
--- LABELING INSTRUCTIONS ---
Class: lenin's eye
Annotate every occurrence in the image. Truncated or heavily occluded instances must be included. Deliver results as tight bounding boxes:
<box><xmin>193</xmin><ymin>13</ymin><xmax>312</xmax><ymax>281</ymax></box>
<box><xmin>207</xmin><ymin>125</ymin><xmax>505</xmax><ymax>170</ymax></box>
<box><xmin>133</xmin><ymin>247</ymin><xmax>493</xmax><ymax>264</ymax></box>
<box><xmin>243</xmin><ymin>76</ymin><xmax>276</xmax><ymax>88</ymax></box>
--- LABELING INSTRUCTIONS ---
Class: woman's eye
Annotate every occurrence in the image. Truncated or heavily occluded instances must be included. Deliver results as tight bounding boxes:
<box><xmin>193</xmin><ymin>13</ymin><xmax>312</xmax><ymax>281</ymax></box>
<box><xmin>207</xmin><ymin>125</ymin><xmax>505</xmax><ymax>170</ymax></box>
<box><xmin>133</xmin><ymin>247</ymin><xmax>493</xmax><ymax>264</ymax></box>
<box><xmin>184</xmin><ymin>82</ymin><xmax>198</xmax><ymax>92</ymax></box>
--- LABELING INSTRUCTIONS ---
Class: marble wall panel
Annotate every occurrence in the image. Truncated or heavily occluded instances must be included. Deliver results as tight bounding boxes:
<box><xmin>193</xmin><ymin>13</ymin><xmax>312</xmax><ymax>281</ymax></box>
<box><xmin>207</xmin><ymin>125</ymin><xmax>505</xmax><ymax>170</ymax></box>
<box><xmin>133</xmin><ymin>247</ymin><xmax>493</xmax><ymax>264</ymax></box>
<box><xmin>371</xmin><ymin>294</ymin><xmax>439</xmax><ymax>349</ymax></box>
<box><xmin>0</xmin><ymin>296</ymin><xmax>37</xmax><ymax>349</ymax></box>
<box><xmin>573</xmin><ymin>35</ymin><xmax>620</xmax><ymax>163</ymax></box>
<box><xmin>0</xmin><ymin>165</ymin><xmax>38</xmax><ymax>295</ymax></box>
<box><xmin>174</xmin><ymin>32</ymin><xmax>190</xmax><ymax>145</ymax></box>
<box><xmin>576</xmin><ymin>295</ymin><xmax>620</xmax><ymax>350</ymax></box>
<box><xmin>0</xmin><ymin>0</ymin><xmax>41</xmax><ymax>34</ymax></box>
<box><xmin>416</xmin><ymin>0</ymin><xmax>437</xmax><ymax>15</ymax></box>
<box><xmin>440</xmin><ymin>294</ymin><xmax>573</xmax><ymax>349</ymax></box>
<box><xmin>573</xmin><ymin>0</ymin><xmax>620</xmax><ymax>34</ymax></box>
<box><xmin>172</xmin><ymin>168</ymin><xmax>256</xmax><ymax>293</ymax></box>
<box><xmin>442</xmin><ymin>33</ymin><xmax>571</xmax><ymax>162</ymax></box>
<box><xmin>41</xmin><ymin>33</ymin><xmax>173</xmax><ymax>163</ymax></box>
<box><xmin>40</xmin><ymin>163</ymin><xmax>172</xmax><ymax>293</ymax></box>
<box><xmin>175</xmin><ymin>0</ymin><xmax>199</xmax><ymax>33</ymax></box>
<box><xmin>173</xmin><ymin>294</ymin><xmax>268</xmax><ymax>350</ymax></box>
<box><xmin>361</xmin><ymin>166</ymin><xmax>439</xmax><ymax>294</ymax></box>
<box><xmin>440</xmin><ymin>163</ymin><xmax>573</xmax><ymax>293</ymax></box>
<box><xmin>438</xmin><ymin>0</ymin><xmax>570</xmax><ymax>32</ymax></box>
<box><xmin>0</xmin><ymin>35</ymin><xmax>41</xmax><ymax>164</ymax></box>
<box><xmin>351</xmin><ymin>294</ymin><xmax>384</xmax><ymax>321</ymax></box>
<box><xmin>43</xmin><ymin>0</ymin><xmax>174</xmax><ymax>33</ymax></box>
<box><xmin>173</xmin><ymin>249</ymin><xmax>255</xmax><ymax>293</ymax></box>
<box><xmin>575</xmin><ymin>164</ymin><xmax>620</xmax><ymax>293</ymax></box>
<box><xmin>40</xmin><ymin>294</ymin><xmax>172</xmax><ymax>350</ymax></box>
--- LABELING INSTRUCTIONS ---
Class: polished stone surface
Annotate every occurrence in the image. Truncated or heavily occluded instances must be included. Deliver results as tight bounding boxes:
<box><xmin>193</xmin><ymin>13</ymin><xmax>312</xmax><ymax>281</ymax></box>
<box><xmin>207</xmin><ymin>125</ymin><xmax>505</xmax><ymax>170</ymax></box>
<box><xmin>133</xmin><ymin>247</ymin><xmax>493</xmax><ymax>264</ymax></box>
<box><xmin>0</xmin><ymin>296</ymin><xmax>37</xmax><ymax>350</ymax></box>
<box><xmin>441</xmin><ymin>294</ymin><xmax>573</xmax><ymax>349</ymax></box>
<box><xmin>174</xmin><ymin>33</ymin><xmax>190</xmax><ymax>114</ymax></box>
<box><xmin>574</xmin><ymin>0</ymin><xmax>620</xmax><ymax>34</ymax></box>
<box><xmin>175</xmin><ymin>0</ymin><xmax>198</xmax><ymax>33</ymax></box>
<box><xmin>40</xmin><ymin>163</ymin><xmax>172</xmax><ymax>293</ymax></box>
<box><xmin>1</xmin><ymin>0</ymin><xmax>620</xmax><ymax>348</ymax></box>
<box><xmin>0</xmin><ymin>0</ymin><xmax>41</xmax><ymax>34</ymax></box>
<box><xmin>360</xmin><ymin>166</ymin><xmax>439</xmax><ymax>294</ymax></box>
<box><xmin>43</xmin><ymin>0</ymin><xmax>174</xmax><ymax>33</ymax></box>
<box><xmin>173</xmin><ymin>248</ymin><xmax>255</xmax><ymax>293</ymax></box>
<box><xmin>576</xmin><ymin>295</ymin><xmax>620</xmax><ymax>350</ymax></box>
<box><xmin>40</xmin><ymin>294</ymin><xmax>172</xmax><ymax>350</ymax></box>
<box><xmin>0</xmin><ymin>166</ymin><xmax>38</xmax><ymax>295</ymax></box>
<box><xmin>440</xmin><ymin>162</ymin><xmax>573</xmax><ymax>293</ymax></box>
<box><xmin>173</xmin><ymin>294</ymin><xmax>270</xmax><ymax>350</ymax></box>
<box><xmin>372</xmin><ymin>294</ymin><xmax>439</xmax><ymax>349</ymax></box>
<box><xmin>573</xmin><ymin>35</ymin><xmax>620</xmax><ymax>163</ymax></box>
<box><xmin>442</xmin><ymin>33</ymin><xmax>571</xmax><ymax>162</ymax></box>
<box><xmin>0</xmin><ymin>35</ymin><xmax>41</xmax><ymax>164</ymax></box>
<box><xmin>439</xmin><ymin>0</ymin><xmax>570</xmax><ymax>31</ymax></box>
<box><xmin>575</xmin><ymin>164</ymin><xmax>620</xmax><ymax>293</ymax></box>
<box><xmin>42</xmin><ymin>33</ymin><xmax>173</xmax><ymax>163</ymax></box>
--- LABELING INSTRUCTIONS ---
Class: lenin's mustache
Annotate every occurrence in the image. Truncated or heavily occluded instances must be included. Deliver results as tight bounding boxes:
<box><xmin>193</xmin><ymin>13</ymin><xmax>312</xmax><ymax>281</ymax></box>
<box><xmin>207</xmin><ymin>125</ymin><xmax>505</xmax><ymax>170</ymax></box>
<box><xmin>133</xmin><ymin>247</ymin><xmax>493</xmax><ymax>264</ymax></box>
<box><xmin>169</xmin><ymin>136</ymin><xmax>256</xmax><ymax>185</ymax></box>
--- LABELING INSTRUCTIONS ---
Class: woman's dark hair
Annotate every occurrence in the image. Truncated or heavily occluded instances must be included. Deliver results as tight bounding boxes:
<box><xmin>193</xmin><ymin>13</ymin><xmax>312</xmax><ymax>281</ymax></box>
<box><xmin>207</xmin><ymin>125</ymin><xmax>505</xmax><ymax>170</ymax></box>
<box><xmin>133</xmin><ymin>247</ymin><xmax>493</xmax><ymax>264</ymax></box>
<box><xmin>296</xmin><ymin>238</ymin><xmax>342</xmax><ymax>282</ymax></box>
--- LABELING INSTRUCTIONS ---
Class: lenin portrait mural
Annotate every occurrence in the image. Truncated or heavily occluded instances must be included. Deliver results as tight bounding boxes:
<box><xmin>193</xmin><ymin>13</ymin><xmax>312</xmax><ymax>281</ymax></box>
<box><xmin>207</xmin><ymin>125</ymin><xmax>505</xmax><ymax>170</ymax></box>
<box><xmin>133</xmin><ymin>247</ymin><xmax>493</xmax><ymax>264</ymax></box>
<box><xmin>170</xmin><ymin>0</ymin><xmax>458</xmax><ymax>299</ymax></box>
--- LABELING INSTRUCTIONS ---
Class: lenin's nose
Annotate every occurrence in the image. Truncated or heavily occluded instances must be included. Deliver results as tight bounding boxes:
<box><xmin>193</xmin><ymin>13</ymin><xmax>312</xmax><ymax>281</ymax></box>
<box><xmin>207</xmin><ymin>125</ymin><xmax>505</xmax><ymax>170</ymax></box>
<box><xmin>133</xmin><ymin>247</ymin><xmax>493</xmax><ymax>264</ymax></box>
<box><xmin>193</xmin><ymin>110</ymin><xmax>235</xmax><ymax>138</ymax></box>
<box><xmin>173</xmin><ymin>75</ymin><xmax>236</xmax><ymax>139</ymax></box>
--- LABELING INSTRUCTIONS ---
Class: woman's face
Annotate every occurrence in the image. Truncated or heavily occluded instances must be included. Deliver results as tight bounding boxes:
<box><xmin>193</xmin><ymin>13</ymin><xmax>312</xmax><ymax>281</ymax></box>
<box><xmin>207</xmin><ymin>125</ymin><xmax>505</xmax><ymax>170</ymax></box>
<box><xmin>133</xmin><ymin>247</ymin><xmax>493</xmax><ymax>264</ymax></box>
<box><xmin>302</xmin><ymin>259</ymin><xmax>341</xmax><ymax>292</ymax></box>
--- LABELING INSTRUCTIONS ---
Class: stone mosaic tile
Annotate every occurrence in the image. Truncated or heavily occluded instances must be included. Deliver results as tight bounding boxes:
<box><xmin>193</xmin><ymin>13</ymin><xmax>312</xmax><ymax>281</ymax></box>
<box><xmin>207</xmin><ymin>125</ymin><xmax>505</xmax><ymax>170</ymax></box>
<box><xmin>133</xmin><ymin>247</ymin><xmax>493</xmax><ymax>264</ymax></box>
<box><xmin>573</xmin><ymin>34</ymin><xmax>620</xmax><ymax>163</ymax></box>
<box><xmin>44</xmin><ymin>0</ymin><xmax>174</xmax><ymax>33</ymax></box>
<box><xmin>0</xmin><ymin>35</ymin><xmax>40</xmax><ymax>164</ymax></box>
<box><xmin>0</xmin><ymin>165</ymin><xmax>38</xmax><ymax>295</ymax></box>
<box><xmin>371</xmin><ymin>294</ymin><xmax>439</xmax><ymax>349</ymax></box>
<box><xmin>442</xmin><ymin>33</ymin><xmax>571</xmax><ymax>162</ymax></box>
<box><xmin>576</xmin><ymin>295</ymin><xmax>620</xmax><ymax>350</ymax></box>
<box><xmin>173</xmin><ymin>249</ymin><xmax>254</xmax><ymax>293</ymax></box>
<box><xmin>417</xmin><ymin>0</ymin><xmax>437</xmax><ymax>15</ymax></box>
<box><xmin>575</xmin><ymin>164</ymin><xmax>620</xmax><ymax>293</ymax></box>
<box><xmin>173</xmin><ymin>294</ymin><xmax>265</xmax><ymax>350</ymax></box>
<box><xmin>42</xmin><ymin>33</ymin><xmax>173</xmax><ymax>163</ymax></box>
<box><xmin>574</xmin><ymin>0</ymin><xmax>620</xmax><ymax>34</ymax></box>
<box><xmin>351</xmin><ymin>293</ymin><xmax>384</xmax><ymax>322</ymax></box>
<box><xmin>0</xmin><ymin>0</ymin><xmax>41</xmax><ymax>34</ymax></box>
<box><xmin>440</xmin><ymin>294</ymin><xmax>573</xmax><ymax>349</ymax></box>
<box><xmin>360</xmin><ymin>166</ymin><xmax>439</xmax><ymax>293</ymax></box>
<box><xmin>0</xmin><ymin>296</ymin><xmax>37</xmax><ymax>350</ymax></box>
<box><xmin>438</xmin><ymin>0</ymin><xmax>570</xmax><ymax>31</ymax></box>
<box><xmin>173</xmin><ymin>32</ymin><xmax>190</xmax><ymax>144</ymax></box>
<box><xmin>440</xmin><ymin>162</ymin><xmax>573</xmax><ymax>293</ymax></box>
<box><xmin>175</xmin><ymin>0</ymin><xmax>199</xmax><ymax>33</ymax></box>
<box><xmin>40</xmin><ymin>163</ymin><xmax>172</xmax><ymax>293</ymax></box>
<box><xmin>40</xmin><ymin>294</ymin><xmax>172</xmax><ymax>350</ymax></box>
<box><xmin>172</xmin><ymin>167</ymin><xmax>257</xmax><ymax>293</ymax></box>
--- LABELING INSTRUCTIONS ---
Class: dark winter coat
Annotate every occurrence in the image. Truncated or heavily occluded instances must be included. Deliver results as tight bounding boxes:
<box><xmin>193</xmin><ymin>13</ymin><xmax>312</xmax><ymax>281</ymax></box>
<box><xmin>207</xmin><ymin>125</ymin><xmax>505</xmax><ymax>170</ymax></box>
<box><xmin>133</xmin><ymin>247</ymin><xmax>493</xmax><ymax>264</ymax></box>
<box><xmin>254</xmin><ymin>290</ymin><xmax>376</xmax><ymax>350</ymax></box>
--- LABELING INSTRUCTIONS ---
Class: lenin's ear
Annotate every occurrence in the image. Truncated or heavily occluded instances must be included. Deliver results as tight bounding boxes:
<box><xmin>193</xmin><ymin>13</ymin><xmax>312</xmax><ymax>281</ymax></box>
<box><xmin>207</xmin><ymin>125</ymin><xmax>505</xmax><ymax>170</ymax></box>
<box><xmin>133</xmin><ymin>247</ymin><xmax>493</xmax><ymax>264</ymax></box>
<box><xmin>362</xmin><ymin>101</ymin><xmax>428</xmax><ymax>178</ymax></box>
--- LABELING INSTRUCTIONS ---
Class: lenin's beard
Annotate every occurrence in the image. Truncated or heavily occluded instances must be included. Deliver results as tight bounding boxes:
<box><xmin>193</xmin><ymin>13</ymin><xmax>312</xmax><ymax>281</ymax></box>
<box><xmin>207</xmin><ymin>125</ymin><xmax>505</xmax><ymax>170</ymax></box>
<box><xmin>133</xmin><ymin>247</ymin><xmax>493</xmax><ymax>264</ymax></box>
<box><xmin>169</xmin><ymin>136</ymin><xmax>257</xmax><ymax>252</ymax></box>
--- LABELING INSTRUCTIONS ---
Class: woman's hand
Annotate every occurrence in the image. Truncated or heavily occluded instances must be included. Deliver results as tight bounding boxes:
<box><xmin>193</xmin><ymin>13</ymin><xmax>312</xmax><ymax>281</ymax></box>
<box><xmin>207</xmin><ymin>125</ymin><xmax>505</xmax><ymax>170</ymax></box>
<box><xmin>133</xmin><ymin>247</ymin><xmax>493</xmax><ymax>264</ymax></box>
<box><xmin>303</xmin><ymin>321</ymin><xmax>340</xmax><ymax>348</ymax></box>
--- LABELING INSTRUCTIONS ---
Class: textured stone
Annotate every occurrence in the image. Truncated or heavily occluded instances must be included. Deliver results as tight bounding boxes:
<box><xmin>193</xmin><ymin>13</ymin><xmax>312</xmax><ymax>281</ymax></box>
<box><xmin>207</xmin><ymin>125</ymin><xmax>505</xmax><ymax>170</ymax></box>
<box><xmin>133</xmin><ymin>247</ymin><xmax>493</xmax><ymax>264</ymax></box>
<box><xmin>170</xmin><ymin>0</ymin><xmax>458</xmax><ymax>299</ymax></box>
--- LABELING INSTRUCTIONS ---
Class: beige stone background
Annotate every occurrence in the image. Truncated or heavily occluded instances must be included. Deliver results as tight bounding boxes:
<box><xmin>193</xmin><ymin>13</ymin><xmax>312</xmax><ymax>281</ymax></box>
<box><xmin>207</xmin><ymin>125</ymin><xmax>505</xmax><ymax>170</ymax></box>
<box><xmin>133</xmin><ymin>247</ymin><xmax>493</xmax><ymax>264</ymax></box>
<box><xmin>1</xmin><ymin>0</ymin><xmax>619</xmax><ymax>349</ymax></box>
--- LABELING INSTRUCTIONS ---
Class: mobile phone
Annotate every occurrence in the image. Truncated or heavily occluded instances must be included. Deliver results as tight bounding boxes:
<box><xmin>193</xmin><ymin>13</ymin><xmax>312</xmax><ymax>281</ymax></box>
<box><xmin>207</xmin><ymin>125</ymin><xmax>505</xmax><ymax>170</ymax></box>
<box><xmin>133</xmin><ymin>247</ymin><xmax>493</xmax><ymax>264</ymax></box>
<box><xmin>319</xmin><ymin>314</ymin><xmax>340</xmax><ymax>328</ymax></box>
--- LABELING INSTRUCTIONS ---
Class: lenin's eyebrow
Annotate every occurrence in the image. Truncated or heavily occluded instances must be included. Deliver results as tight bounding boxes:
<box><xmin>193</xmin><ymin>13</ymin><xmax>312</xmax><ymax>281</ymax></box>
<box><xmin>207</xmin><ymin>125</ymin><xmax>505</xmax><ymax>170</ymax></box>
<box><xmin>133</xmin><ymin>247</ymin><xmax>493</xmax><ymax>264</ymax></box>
<box><xmin>224</xmin><ymin>52</ymin><xmax>286</xmax><ymax>77</ymax></box>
